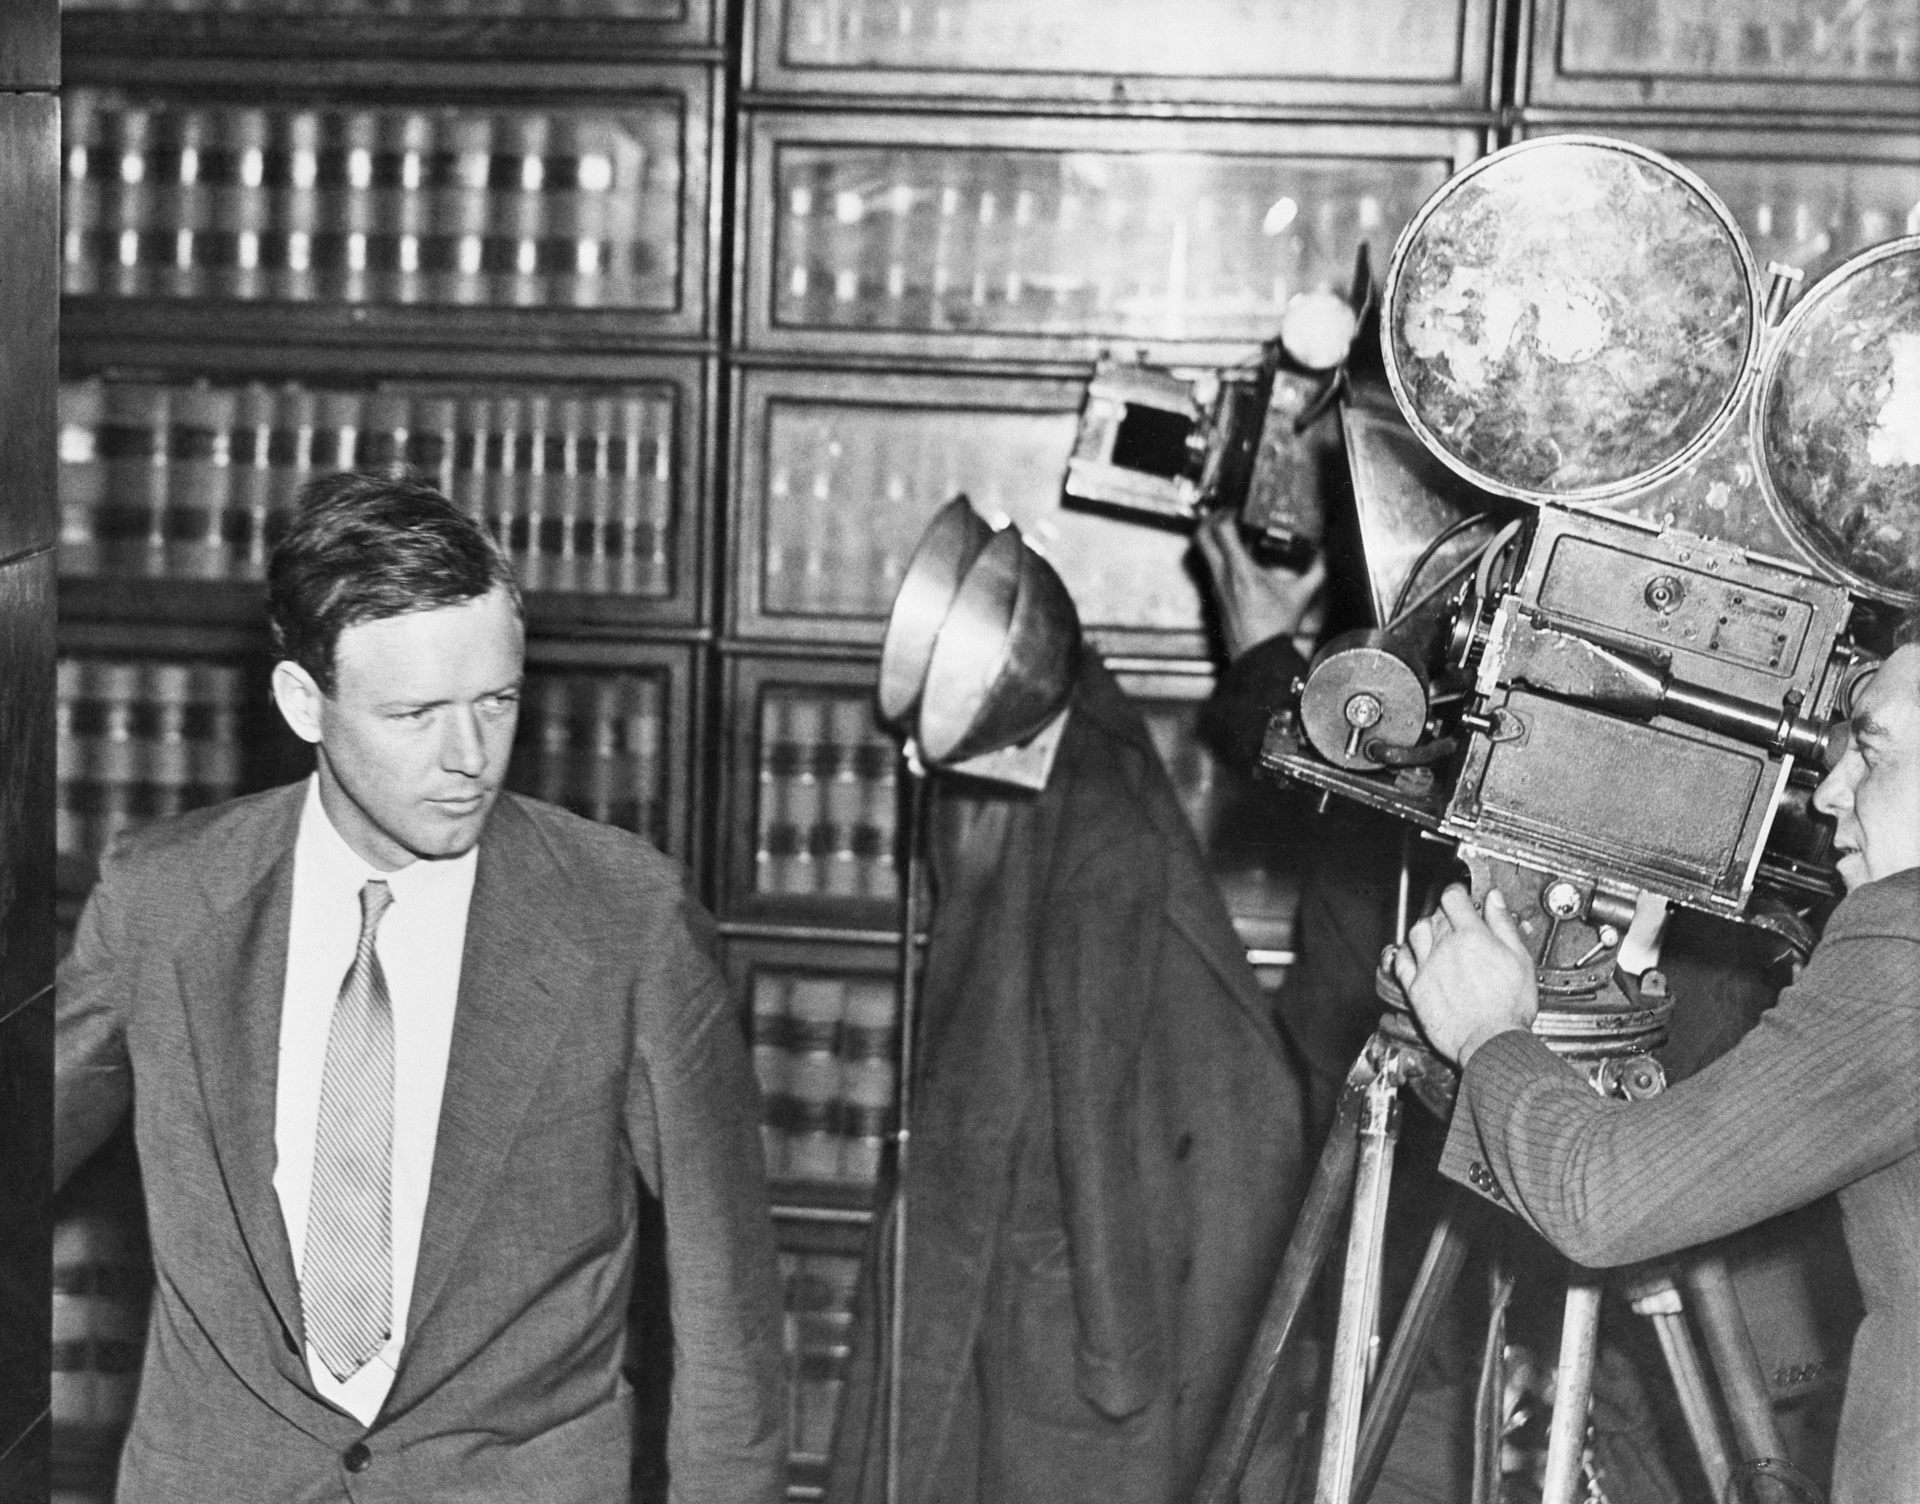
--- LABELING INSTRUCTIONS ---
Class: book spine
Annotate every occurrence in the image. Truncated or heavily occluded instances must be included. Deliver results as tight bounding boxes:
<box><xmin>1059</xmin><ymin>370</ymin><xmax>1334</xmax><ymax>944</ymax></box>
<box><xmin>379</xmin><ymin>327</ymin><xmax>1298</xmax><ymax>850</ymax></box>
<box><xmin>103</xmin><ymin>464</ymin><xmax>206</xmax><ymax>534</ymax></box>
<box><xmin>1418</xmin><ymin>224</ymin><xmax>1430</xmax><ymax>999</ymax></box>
<box><xmin>783</xmin><ymin>975</ymin><xmax>846</xmax><ymax>1183</ymax></box>
<box><xmin>625</xmin><ymin>673</ymin><xmax>665</xmax><ymax>846</ymax></box>
<box><xmin>268</xmin><ymin>385</ymin><xmax>319</xmax><ymax>551</ymax></box>
<box><xmin>749</xmin><ymin>968</ymin><xmax>793</xmax><ymax>1180</ymax></box>
<box><xmin>227</xmin><ymin>384</ymin><xmax>276</xmax><ymax>580</ymax></box>
<box><xmin>410</xmin><ymin>394</ymin><xmax>460</xmax><ymax>502</ymax></box>
<box><xmin>337</xmin><ymin>107</ymin><xmax>380</xmax><ymax>304</ymax></box>
<box><xmin>754</xmin><ymin>692</ymin><xmax>795</xmax><ymax>898</ymax></box>
<box><xmin>837</xmin><ymin>975</ymin><xmax>898</xmax><ymax>1188</ymax></box>
<box><xmin>92</xmin><ymin>661</ymin><xmax>142</xmax><ymax>862</ymax></box>
<box><xmin>275</xmin><ymin>109</ymin><xmax>324</xmax><ymax>304</ymax></box>
<box><xmin>820</xmin><ymin>696</ymin><xmax>866</xmax><ymax>898</ymax></box>
<box><xmin>855</xmin><ymin>720</ymin><xmax>897</xmax><ymax>900</ymax></box>
<box><xmin>152</xmin><ymin>107</ymin><xmax>212</xmax><ymax>301</ymax></box>
<box><xmin>168</xmin><ymin>382</ymin><xmax>237</xmax><ymax>579</ymax></box>
<box><xmin>451</xmin><ymin>392</ymin><xmax>494</xmax><ymax>524</ymax></box>
<box><xmin>493</xmin><ymin>111</ymin><xmax>549</xmax><ymax>308</ymax></box>
<box><xmin>487</xmin><ymin>393</ymin><xmax>526</xmax><ymax>572</ymax></box>
<box><xmin>56</xmin><ymin>658</ymin><xmax>86</xmax><ymax>861</ymax></box>
<box><xmin>99</xmin><ymin>382</ymin><xmax>170</xmax><ymax>579</ymax></box>
<box><xmin>59</xmin><ymin>380</ymin><xmax>108</xmax><ymax>578</ymax></box>
<box><xmin>63</xmin><ymin>90</ymin><xmax>104</xmax><ymax>297</ymax></box>
<box><xmin>105</xmin><ymin>102</ymin><xmax>158</xmax><ymax>300</ymax></box>
<box><xmin>211</xmin><ymin>105</ymin><xmax>272</xmax><ymax>303</ymax></box>
<box><xmin>582</xmin><ymin>395</ymin><xmax>616</xmax><ymax>596</ymax></box>
<box><xmin>441</xmin><ymin>113</ymin><xmax>493</xmax><ymax>307</ymax></box>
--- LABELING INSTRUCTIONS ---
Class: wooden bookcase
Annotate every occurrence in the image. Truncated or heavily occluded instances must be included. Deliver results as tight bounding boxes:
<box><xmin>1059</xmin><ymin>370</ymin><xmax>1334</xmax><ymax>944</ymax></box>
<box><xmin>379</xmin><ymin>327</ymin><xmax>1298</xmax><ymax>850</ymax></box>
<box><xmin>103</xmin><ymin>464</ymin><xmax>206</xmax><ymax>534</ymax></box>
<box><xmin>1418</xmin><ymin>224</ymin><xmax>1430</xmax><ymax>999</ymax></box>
<box><xmin>53</xmin><ymin>0</ymin><xmax>1918</xmax><ymax>1496</ymax></box>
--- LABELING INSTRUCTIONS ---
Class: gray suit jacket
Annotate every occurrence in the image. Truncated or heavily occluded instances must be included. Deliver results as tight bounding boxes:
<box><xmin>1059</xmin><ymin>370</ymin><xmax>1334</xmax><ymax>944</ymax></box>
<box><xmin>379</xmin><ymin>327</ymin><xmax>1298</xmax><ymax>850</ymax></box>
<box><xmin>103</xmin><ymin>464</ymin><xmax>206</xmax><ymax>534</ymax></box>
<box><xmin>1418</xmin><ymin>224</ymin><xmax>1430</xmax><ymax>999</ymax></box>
<box><xmin>1442</xmin><ymin>868</ymin><xmax>1920</xmax><ymax>1504</ymax></box>
<box><xmin>55</xmin><ymin>784</ymin><xmax>787</xmax><ymax>1504</ymax></box>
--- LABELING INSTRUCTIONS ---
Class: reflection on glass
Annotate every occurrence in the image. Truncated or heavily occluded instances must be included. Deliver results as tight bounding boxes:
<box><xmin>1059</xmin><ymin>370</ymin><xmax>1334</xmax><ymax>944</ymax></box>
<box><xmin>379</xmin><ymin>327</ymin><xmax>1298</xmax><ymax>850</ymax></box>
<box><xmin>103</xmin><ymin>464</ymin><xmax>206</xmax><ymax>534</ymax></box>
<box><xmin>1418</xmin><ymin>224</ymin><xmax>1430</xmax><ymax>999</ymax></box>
<box><xmin>508</xmin><ymin>670</ymin><xmax>671</xmax><ymax>845</ymax></box>
<box><xmin>781</xmin><ymin>0</ymin><xmax>1467</xmax><ymax>82</ymax></box>
<box><xmin>62</xmin><ymin>89</ymin><xmax>682</xmax><ymax>310</ymax></box>
<box><xmin>63</xmin><ymin>0</ymin><xmax>684</xmax><ymax>15</ymax></box>
<box><xmin>1561</xmin><ymin>0</ymin><xmax>1920</xmax><ymax>81</ymax></box>
<box><xmin>757</xmin><ymin>399</ymin><xmax>1207</xmax><ymax>634</ymax></box>
<box><xmin>770</xmin><ymin>145</ymin><xmax>1447</xmax><ymax>342</ymax></box>
<box><xmin>1681</xmin><ymin>154</ymin><xmax>1920</xmax><ymax>283</ymax></box>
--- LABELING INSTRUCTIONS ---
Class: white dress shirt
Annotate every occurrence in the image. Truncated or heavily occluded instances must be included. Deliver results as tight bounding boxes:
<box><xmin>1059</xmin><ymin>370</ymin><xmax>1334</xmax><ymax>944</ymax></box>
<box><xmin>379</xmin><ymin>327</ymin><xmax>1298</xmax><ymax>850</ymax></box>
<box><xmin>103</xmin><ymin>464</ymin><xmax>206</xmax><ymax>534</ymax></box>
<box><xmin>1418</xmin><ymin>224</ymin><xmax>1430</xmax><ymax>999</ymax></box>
<box><xmin>273</xmin><ymin>776</ymin><xmax>476</xmax><ymax>1426</ymax></box>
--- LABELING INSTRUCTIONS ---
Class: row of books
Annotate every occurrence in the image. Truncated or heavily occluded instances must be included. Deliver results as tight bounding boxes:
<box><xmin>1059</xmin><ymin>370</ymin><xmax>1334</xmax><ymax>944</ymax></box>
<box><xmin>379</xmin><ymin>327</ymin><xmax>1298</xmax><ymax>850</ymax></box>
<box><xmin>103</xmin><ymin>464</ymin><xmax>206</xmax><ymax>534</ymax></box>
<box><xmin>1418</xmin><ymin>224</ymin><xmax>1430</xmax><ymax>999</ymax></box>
<box><xmin>756</xmin><ymin>401</ymin><xmax>1206</xmax><ymax>634</ymax></box>
<box><xmin>60</xmin><ymin>376</ymin><xmax>678</xmax><ymax>596</ymax></box>
<box><xmin>63</xmin><ymin>91</ymin><xmax>677</xmax><ymax>309</ymax></box>
<box><xmin>57</xmin><ymin>655</ymin><xmax>673</xmax><ymax>867</ymax></box>
<box><xmin>779</xmin><ymin>1248</ymin><xmax>862</xmax><ymax>1467</ymax></box>
<box><xmin>783</xmin><ymin>0</ymin><xmax>1466</xmax><ymax>79</ymax></box>
<box><xmin>52</xmin><ymin>1212</ymin><xmax>151</xmax><ymax>1442</ymax></box>
<box><xmin>771</xmin><ymin>145</ymin><xmax>1920</xmax><ymax>338</ymax></box>
<box><xmin>71</xmin><ymin>0</ymin><xmax>679</xmax><ymax>12</ymax></box>
<box><xmin>749</xmin><ymin>967</ymin><xmax>898</xmax><ymax>1187</ymax></box>
<box><xmin>753</xmin><ymin>689</ymin><xmax>900</xmax><ymax>902</ymax></box>
<box><xmin>772</xmin><ymin>147</ymin><xmax>1443</xmax><ymax>339</ymax></box>
<box><xmin>1568</xmin><ymin>0</ymin><xmax>1920</xmax><ymax>78</ymax></box>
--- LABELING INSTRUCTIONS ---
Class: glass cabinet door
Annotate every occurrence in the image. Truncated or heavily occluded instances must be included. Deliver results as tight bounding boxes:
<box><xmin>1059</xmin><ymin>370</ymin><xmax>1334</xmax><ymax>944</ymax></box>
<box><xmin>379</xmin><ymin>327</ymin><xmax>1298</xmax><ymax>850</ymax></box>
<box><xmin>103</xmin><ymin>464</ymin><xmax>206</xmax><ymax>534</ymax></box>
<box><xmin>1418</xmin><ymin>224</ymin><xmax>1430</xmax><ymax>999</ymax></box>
<box><xmin>740</xmin><ymin>114</ymin><xmax>1482</xmax><ymax>365</ymax></box>
<box><xmin>749</xmin><ymin>0</ymin><xmax>1498</xmax><ymax>111</ymax></box>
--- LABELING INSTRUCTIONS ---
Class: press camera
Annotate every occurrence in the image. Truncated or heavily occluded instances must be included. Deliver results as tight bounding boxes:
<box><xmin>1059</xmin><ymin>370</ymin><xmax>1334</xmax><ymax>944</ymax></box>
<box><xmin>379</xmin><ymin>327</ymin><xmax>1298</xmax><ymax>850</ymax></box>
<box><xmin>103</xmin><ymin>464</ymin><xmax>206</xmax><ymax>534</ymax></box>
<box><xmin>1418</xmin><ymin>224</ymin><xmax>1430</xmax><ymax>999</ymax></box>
<box><xmin>1061</xmin><ymin>253</ymin><xmax>1375</xmax><ymax>566</ymax></box>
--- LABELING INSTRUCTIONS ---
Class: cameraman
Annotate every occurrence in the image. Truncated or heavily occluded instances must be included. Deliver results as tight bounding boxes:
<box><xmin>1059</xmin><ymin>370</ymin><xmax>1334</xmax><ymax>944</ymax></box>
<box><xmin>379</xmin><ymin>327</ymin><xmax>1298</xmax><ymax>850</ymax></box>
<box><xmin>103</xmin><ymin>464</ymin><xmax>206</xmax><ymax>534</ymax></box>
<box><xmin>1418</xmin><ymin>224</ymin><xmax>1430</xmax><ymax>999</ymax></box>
<box><xmin>1395</xmin><ymin>622</ymin><xmax>1920</xmax><ymax>1504</ymax></box>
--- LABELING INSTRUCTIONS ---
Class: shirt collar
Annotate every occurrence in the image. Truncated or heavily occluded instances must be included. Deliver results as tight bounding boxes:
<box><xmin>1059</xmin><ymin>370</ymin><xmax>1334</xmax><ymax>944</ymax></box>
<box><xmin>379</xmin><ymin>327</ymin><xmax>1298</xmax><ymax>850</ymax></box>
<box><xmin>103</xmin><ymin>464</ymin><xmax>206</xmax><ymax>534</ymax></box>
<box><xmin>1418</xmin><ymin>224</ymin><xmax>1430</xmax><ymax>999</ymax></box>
<box><xmin>296</xmin><ymin>774</ymin><xmax>481</xmax><ymax>909</ymax></box>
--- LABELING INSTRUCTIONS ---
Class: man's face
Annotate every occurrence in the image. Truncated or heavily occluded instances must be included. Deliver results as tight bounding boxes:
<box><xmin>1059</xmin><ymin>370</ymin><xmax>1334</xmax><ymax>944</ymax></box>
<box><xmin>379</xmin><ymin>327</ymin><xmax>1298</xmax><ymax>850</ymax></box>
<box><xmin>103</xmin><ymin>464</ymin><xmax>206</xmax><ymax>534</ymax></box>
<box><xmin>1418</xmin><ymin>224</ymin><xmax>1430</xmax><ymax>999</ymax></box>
<box><xmin>1813</xmin><ymin>642</ymin><xmax>1920</xmax><ymax>891</ymax></box>
<box><xmin>273</xmin><ymin>585</ymin><xmax>525</xmax><ymax>871</ymax></box>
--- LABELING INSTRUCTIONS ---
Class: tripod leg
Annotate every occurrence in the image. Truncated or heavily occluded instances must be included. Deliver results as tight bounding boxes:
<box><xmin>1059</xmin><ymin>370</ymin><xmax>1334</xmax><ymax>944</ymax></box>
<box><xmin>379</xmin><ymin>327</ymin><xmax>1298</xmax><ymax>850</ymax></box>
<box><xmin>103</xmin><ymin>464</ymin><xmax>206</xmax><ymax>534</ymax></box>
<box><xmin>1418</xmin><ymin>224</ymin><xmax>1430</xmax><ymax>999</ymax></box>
<box><xmin>1192</xmin><ymin>1056</ymin><xmax>1372</xmax><ymax>1504</ymax></box>
<box><xmin>1684</xmin><ymin>1255</ymin><xmax>1793</xmax><ymax>1474</ymax></box>
<box><xmin>1349</xmin><ymin>1191</ymin><xmax>1475</xmax><ymax>1504</ymax></box>
<box><xmin>1315</xmin><ymin>1067</ymin><xmax>1404</xmax><ymax>1504</ymax></box>
<box><xmin>1630</xmin><ymin>1273</ymin><xmax>1735</xmax><ymax>1499</ymax></box>
<box><xmin>1540</xmin><ymin>1277</ymin><xmax>1602</xmax><ymax>1504</ymax></box>
<box><xmin>1471</xmin><ymin>1263</ymin><xmax>1516</xmax><ymax>1504</ymax></box>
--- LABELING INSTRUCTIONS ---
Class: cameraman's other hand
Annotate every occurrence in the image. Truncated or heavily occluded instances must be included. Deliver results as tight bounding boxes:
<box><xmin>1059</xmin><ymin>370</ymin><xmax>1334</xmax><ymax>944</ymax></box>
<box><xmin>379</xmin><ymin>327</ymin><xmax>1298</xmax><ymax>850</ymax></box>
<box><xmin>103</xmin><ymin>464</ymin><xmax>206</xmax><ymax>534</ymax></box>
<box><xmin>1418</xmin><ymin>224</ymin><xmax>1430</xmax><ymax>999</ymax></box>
<box><xmin>1194</xmin><ymin>510</ymin><xmax>1327</xmax><ymax>662</ymax></box>
<box><xmin>1392</xmin><ymin>885</ymin><xmax>1538</xmax><ymax>1066</ymax></box>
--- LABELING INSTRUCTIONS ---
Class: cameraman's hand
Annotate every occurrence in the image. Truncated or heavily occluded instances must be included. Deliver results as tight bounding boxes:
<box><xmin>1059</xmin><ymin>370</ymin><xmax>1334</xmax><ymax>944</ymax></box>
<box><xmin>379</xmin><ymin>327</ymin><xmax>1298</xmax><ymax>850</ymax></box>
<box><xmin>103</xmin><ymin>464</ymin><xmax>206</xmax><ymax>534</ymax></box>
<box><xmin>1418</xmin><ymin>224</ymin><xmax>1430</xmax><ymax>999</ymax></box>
<box><xmin>1194</xmin><ymin>510</ymin><xmax>1327</xmax><ymax>662</ymax></box>
<box><xmin>1391</xmin><ymin>885</ymin><xmax>1538</xmax><ymax>1066</ymax></box>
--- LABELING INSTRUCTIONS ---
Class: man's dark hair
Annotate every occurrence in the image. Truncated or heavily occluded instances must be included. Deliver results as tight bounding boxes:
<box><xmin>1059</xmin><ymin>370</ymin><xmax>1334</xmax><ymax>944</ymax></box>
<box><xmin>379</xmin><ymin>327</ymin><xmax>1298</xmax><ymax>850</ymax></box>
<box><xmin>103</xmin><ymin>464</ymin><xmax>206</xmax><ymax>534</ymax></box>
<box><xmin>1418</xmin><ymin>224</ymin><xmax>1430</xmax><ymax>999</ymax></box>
<box><xmin>268</xmin><ymin>468</ymin><xmax>522</xmax><ymax>695</ymax></box>
<box><xmin>1895</xmin><ymin>607</ymin><xmax>1920</xmax><ymax>652</ymax></box>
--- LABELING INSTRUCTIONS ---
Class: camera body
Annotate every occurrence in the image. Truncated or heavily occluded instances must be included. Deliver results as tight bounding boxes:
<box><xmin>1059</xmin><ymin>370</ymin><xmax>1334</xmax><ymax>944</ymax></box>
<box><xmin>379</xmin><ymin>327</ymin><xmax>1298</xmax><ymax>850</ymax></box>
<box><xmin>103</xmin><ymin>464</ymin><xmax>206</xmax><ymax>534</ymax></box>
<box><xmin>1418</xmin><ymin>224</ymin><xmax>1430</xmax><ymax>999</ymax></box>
<box><xmin>1263</xmin><ymin>503</ymin><xmax>1863</xmax><ymax>925</ymax></box>
<box><xmin>1062</xmin><ymin>346</ymin><xmax>1346</xmax><ymax>566</ymax></box>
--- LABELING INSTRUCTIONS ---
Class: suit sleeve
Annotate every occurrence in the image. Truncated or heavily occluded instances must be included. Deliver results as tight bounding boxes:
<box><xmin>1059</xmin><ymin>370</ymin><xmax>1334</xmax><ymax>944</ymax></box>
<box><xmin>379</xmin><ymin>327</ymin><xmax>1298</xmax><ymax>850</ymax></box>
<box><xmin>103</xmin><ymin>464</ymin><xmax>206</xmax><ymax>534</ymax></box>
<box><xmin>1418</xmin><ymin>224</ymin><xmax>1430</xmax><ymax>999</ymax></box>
<box><xmin>1439</xmin><ymin>892</ymin><xmax>1920</xmax><ymax>1268</ymax></box>
<box><xmin>626</xmin><ymin>890</ymin><xmax>788</xmax><ymax>1504</ymax></box>
<box><xmin>54</xmin><ymin>844</ymin><xmax>139</xmax><ymax>1191</ymax></box>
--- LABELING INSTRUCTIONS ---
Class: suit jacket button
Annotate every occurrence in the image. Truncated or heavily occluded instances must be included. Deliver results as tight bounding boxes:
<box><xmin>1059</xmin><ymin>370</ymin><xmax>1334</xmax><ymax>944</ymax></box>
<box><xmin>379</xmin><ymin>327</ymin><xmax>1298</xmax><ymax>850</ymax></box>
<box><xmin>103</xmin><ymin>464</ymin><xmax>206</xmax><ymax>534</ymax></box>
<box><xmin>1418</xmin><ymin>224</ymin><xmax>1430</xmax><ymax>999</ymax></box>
<box><xmin>1174</xmin><ymin>1132</ymin><xmax>1195</xmax><ymax>1161</ymax></box>
<box><xmin>344</xmin><ymin>1442</ymin><xmax>372</xmax><ymax>1474</ymax></box>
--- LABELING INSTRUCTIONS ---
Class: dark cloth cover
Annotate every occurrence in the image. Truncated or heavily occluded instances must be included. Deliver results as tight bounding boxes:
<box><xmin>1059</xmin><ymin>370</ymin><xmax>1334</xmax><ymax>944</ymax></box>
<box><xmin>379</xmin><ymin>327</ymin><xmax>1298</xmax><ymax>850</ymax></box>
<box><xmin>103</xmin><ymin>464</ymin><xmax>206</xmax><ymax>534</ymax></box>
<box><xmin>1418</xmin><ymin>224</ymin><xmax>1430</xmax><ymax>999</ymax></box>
<box><xmin>828</xmin><ymin>658</ymin><xmax>1311</xmax><ymax>1504</ymax></box>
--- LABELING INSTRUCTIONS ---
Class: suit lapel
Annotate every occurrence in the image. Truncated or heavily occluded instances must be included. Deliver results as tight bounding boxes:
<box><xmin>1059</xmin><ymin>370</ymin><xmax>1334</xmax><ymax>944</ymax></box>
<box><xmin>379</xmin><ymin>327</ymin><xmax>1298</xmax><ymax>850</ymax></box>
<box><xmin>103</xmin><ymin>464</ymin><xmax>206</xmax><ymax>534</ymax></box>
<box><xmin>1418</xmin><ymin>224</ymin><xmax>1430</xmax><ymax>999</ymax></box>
<box><xmin>173</xmin><ymin>790</ymin><xmax>309</xmax><ymax>1372</ymax></box>
<box><xmin>399</xmin><ymin>798</ymin><xmax>588</xmax><ymax>1360</ymax></box>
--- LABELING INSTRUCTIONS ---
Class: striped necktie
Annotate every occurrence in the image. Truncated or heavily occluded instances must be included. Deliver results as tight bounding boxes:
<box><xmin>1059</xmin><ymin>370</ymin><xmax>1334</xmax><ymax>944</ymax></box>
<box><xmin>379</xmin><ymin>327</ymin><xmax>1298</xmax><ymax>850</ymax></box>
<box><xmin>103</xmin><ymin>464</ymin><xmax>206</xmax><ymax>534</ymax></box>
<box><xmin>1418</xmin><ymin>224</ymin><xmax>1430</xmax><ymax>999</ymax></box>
<box><xmin>302</xmin><ymin>878</ymin><xmax>396</xmax><ymax>1383</ymax></box>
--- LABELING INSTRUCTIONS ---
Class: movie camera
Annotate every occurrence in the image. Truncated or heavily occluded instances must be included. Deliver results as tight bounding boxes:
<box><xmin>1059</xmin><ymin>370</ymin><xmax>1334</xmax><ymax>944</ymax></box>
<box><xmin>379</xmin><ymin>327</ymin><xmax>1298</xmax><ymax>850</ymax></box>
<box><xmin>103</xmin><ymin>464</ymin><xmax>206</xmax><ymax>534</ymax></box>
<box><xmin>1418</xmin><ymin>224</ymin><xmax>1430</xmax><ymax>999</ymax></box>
<box><xmin>1109</xmin><ymin>135</ymin><xmax>1920</xmax><ymax>1504</ymax></box>
<box><xmin>1069</xmin><ymin>136</ymin><xmax>1920</xmax><ymax>979</ymax></box>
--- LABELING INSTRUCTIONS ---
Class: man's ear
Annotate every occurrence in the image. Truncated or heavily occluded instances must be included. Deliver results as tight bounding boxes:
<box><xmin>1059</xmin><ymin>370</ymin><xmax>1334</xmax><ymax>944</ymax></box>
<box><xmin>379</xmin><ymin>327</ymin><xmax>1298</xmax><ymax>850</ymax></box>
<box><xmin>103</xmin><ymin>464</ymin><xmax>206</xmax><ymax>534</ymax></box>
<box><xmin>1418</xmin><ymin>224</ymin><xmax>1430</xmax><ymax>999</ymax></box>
<box><xmin>271</xmin><ymin>660</ymin><xmax>325</xmax><ymax>745</ymax></box>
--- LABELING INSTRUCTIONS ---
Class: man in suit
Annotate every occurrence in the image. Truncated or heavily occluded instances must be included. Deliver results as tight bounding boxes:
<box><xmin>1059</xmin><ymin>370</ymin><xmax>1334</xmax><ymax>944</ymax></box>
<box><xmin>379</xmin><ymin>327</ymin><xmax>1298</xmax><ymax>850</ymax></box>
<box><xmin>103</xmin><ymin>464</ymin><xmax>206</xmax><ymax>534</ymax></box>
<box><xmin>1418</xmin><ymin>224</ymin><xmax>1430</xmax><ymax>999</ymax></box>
<box><xmin>1395</xmin><ymin>627</ymin><xmax>1920</xmax><ymax>1504</ymax></box>
<box><xmin>54</xmin><ymin>471</ymin><xmax>788</xmax><ymax>1504</ymax></box>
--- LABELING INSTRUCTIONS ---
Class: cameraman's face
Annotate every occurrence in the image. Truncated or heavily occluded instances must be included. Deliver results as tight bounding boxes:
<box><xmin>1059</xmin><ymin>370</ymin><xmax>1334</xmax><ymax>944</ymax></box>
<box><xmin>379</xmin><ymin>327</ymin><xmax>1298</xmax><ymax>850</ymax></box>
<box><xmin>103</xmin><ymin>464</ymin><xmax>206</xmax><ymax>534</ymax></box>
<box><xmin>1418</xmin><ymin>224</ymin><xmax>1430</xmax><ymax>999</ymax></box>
<box><xmin>1813</xmin><ymin>643</ymin><xmax>1920</xmax><ymax>891</ymax></box>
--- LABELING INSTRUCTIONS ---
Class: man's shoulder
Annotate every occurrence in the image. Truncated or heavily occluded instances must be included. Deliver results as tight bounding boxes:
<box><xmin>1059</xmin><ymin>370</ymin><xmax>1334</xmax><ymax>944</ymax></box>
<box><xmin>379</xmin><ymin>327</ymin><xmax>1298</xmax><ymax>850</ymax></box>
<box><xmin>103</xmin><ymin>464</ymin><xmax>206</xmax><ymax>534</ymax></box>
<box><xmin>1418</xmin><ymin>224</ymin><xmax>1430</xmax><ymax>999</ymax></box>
<box><xmin>492</xmin><ymin>793</ymin><xmax>692</xmax><ymax>904</ymax></box>
<box><xmin>1828</xmin><ymin>868</ymin><xmax>1920</xmax><ymax>943</ymax></box>
<box><xmin>490</xmin><ymin>795</ymin><xmax>720</xmax><ymax>970</ymax></box>
<box><xmin>104</xmin><ymin>783</ymin><xmax>304</xmax><ymax>876</ymax></box>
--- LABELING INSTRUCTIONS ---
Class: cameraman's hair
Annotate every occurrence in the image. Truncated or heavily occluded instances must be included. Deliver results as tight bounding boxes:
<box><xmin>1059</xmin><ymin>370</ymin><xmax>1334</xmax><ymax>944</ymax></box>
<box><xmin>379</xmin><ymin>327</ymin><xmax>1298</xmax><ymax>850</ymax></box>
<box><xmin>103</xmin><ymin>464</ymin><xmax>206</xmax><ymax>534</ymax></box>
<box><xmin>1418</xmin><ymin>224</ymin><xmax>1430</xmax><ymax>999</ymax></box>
<box><xmin>267</xmin><ymin>468</ymin><xmax>522</xmax><ymax>695</ymax></box>
<box><xmin>1896</xmin><ymin>608</ymin><xmax>1920</xmax><ymax>652</ymax></box>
